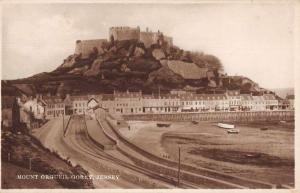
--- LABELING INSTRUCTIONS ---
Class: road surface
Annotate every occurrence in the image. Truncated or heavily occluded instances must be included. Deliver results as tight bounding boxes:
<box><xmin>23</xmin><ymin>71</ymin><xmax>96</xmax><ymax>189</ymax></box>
<box><xmin>33</xmin><ymin>116</ymin><xmax>174</xmax><ymax>188</ymax></box>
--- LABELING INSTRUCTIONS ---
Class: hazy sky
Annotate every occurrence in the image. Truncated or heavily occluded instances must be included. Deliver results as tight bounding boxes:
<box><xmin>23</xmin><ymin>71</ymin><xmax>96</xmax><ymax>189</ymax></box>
<box><xmin>1</xmin><ymin>2</ymin><xmax>296</xmax><ymax>89</ymax></box>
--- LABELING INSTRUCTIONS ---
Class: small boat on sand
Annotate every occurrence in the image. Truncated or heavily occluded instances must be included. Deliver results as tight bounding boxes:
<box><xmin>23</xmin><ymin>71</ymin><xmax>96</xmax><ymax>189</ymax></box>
<box><xmin>227</xmin><ymin>129</ymin><xmax>239</xmax><ymax>134</ymax></box>
<box><xmin>157</xmin><ymin>123</ymin><xmax>171</xmax><ymax>127</ymax></box>
<box><xmin>260</xmin><ymin>127</ymin><xmax>268</xmax><ymax>131</ymax></box>
<box><xmin>192</xmin><ymin>121</ymin><xmax>199</xmax><ymax>124</ymax></box>
<box><xmin>245</xmin><ymin>153</ymin><xmax>261</xmax><ymax>158</ymax></box>
<box><xmin>217</xmin><ymin>123</ymin><xmax>235</xmax><ymax>129</ymax></box>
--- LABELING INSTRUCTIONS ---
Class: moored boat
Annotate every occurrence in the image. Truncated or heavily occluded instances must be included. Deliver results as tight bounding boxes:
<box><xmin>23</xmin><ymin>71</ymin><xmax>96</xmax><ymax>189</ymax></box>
<box><xmin>227</xmin><ymin>129</ymin><xmax>239</xmax><ymax>134</ymax></box>
<box><xmin>192</xmin><ymin>121</ymin><xmax>199</xmax><ymax>124</ymax></box>
<box><xmin>157</xmin><ymin>123</ymin><xmax>171</xmax><ymax>127</ymax></box>
<box><xmin>245</xmin><ymin>153</ymin><xmax>261</xmax><ymax>158</ymax></box>
<box><xmin>217</xmin><ymin>123</ymin><xmax>235</xmax><ymax>129</ymax></box>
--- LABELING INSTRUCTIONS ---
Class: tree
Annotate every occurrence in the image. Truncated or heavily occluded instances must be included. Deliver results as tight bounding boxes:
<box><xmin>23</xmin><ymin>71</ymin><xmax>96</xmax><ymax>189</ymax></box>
<box><xmin>12</xmin><ymin>97</ymin><xmax>20</xmax><ymax>133</ymax></box>
<box><xmin>202</xmin><ymin>54</ymin><xmax>223</xmax><ymax>71</ymax></box>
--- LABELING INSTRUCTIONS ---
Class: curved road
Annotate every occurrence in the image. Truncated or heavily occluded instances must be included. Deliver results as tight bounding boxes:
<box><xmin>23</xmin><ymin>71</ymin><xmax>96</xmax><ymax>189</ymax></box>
<box><xmin>33</xmin><ymin>116</ymin><xmax>175</xmax><ymax>188</ymax></box>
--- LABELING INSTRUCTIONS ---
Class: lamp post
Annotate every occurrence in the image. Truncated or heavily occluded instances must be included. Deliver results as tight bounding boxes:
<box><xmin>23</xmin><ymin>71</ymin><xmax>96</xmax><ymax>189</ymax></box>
<box><xmin>177</xmin><ymin>146</ymin><xmax>181</xmax><ymax>187</ymax></box>
<box><xmin>63</xmin><ymin>113</ymin><xmax>65</xmax><ymax>135</ymax></box>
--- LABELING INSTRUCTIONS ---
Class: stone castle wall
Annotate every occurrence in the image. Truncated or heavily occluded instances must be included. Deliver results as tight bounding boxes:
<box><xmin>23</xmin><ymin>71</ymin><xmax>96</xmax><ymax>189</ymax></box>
<box><xmin>109</xmin><ymin>26</ymin><xmax>140</xmax><ymax>41</ymax></box>
<box><xmin>109</xmin><ymin>26</ymin><xmax>173</xmax><ymax>48</ymax></box>
<box><xmin>75</xmin><ymin>39</ymin><xmax>108</xmax><ymax>58</ymax></box>
<box><xmin>74</xmin><ymin>27</ymin><xmax>173</xmax><ymax>56</ymax></box>
<box><xmin>140</xmin><ymin>32</ymin><xmax>173</xmax><ymax>48</ymax></box>
<box><xmin>163</xmin><ymin>35</ymin><xmax>173</xmax><ymax>47</ymax></box>
<box><xmin>140</xmin><ymin>31</ymin><xmax>157</xmax><ymax>48</ymax></box>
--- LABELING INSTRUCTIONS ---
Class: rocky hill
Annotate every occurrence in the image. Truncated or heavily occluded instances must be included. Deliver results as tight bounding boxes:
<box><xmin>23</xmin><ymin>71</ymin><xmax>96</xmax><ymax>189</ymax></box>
<box><xmin>5</xmin><ymin>38</ymin><xmax>267</xmax><ymax>96</ymax></box>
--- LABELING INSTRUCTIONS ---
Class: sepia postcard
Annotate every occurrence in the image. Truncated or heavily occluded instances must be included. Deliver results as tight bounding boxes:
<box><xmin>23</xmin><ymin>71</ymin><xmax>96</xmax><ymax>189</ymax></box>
<box><xmin>0</xmin><ymin>0</ymin><xmax>299</xmax><ymax>192</ymax></box>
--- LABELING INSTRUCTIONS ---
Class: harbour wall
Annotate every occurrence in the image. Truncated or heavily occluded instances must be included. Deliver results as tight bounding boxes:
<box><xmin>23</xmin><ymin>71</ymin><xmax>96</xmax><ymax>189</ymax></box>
<box><xmin>123</xmin><ymin>110</ymin><xmax>294</xmax><ymax>122</ymax></box>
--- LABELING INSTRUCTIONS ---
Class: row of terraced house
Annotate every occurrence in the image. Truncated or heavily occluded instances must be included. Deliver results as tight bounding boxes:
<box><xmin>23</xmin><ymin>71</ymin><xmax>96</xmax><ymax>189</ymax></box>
<box><xmin>36</xmin><ymin>90</ymin><xmax>294</xmax><ymax>120</ymax></box>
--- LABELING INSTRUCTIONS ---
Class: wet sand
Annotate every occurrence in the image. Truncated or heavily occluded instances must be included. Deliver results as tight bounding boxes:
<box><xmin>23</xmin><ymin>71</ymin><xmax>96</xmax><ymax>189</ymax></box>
<box><xmin>121</xmin><ymin>120</ymin><xmax>294</xmax><ymax>186</ymax></box>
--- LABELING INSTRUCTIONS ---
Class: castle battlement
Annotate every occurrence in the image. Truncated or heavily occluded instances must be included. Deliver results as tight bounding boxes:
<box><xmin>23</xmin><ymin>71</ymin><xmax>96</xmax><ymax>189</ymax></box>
<box><xmin>74</xmin><ymin>26</ymin><xmax>173</xmax><ymax>58</ymax></box>
<box><xmin>75</xmin><ymin>39</ymin><xmax>107</xmax><ymax>58</ymax></box>
<box><xmin>109</xmin><ymin>26</ymin><xmax>140</xmax><ymax>41</ymax></box>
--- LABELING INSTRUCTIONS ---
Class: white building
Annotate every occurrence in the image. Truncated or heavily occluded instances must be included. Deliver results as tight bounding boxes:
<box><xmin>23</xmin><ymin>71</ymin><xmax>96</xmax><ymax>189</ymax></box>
<box><xmin>286</xmin><ymin>95</ymin><xmax>294</xmax><ymax>110</ymax></box>
<box><xmin>100</xmin><ymin>94</ymin><xmax>115</xmax><ymax>114</ymax></box>
<box><xmin>252</xmin><ymin>95</ymin><xmax>266</xmax><ymax>111</ymax></box>
<box><xmin>87</xmin><ymin>98</ymin><xmax>99</xmax><ymax>119</ymax></box>
<box><xmin>113</xmin><ymin>91</ymin><xmax>143</xmax><ymax>114</ymax></box>
<box><xmin>44</xmin><ymin>96</ymin><xmax>65</xmax><ymax>119</ymax></box>
<box><xmin>226</xmin><ymin>90</ymin><xmax>242</xmax><ymax>111</ymax></box>
<box><xmin>71</xmin><ymin>95</ymin><xmax>89</xmax><ymax>115</ymax></box>
<box><xmin>22</xmin><ymin>97</ymin><xmax>46</xmax><ymax>120</ymax></box>
<box><xmin>143</xmin><ymin>94</ymin><xmax>181</xmax><ymax>113</ymax></box>
<box><xmin>263</xmin><ymin>94</ymin><xmax>278</xmax><ymax>110</ymax></box>
<box><xmin>241</xmin><ymin>94</ymin><xmax>254</xmax><ymax>111</ymax></box>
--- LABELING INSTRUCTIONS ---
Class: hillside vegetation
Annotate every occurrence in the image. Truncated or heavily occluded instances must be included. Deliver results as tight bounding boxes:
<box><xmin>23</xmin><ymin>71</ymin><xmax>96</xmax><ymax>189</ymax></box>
<box><xmin>5</xmin><ymin>39</ymin><xmax>264</xmax><ymax>95</ymax></box>
<box><xmin>1</xmin><ymin>129</ymin><xmax>94</xmax><ymax>189</ymax></box>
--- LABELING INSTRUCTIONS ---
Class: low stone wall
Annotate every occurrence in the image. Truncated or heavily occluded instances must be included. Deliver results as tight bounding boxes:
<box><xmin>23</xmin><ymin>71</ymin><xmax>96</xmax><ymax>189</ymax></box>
<box><xmin>123</xmin><ymin>110</ymin><xmax>294</xmax><ymax>122</ymax></box>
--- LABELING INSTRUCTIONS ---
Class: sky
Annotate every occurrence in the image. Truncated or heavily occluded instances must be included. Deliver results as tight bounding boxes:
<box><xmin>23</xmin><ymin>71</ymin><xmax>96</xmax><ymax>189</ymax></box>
<box><xmin>1</xmin><ymin>2</ymin><xmax>297</xmax><ymax>89</ymax></box>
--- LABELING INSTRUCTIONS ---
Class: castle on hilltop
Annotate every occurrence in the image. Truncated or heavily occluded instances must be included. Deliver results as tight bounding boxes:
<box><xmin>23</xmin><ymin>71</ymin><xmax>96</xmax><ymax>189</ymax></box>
<box><xmin>75</xmin><ymin>26</ymin><xmax>173</xmax><ymax>58</ymax></box>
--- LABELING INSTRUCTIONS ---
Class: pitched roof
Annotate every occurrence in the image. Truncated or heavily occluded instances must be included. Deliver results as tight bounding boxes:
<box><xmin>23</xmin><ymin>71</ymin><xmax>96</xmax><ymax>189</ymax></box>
<box><xmin>114</xmin><ymin>92</ymin><xmax>142</xmax><ymax>98</ymax></box>
<box><xmin>241</xmin><ymin>94</ymin><xmax>253</xmax><ymax>100</ymax></box>
<box><xmin>88</xmin><ymin>98</ymin><xmax>99</xmax><ymax>104</ymax></box>
<box><xmin>286</xmin><ymin>94</ymin><xmax>294</xmax><ymax>100</ymax></box>
<box><xmin>263</xmin><ymin>94</ymin><xmax>276</xmax><ymax>100</ymax></box>
<box><xmin>180</xmin><ymin>94</ymin><xmax>227</xmax><ymax>101</ymax></box>
<box><xmin>252</xmin><ymin>95</ymin><xmax>265</xmax><ymax>101</ymax></box>
<box><xmin>70</xmin><ymin>95</ymin><xmax>89</xmax><ymax>101</ymax></box>
<box><xmin>43</xmin><ymin>96</ymin><xmax>64</xmax><ymax>104</ymax></box>
<box><xmin>102</xmin><ymin>94</ymin><xmax>114</xmax><ymax>101</ymax></box>
<box><xmin>226</xmin><ymin>90</ymin><xmax>240</xmax><ymax>96</ymax></box>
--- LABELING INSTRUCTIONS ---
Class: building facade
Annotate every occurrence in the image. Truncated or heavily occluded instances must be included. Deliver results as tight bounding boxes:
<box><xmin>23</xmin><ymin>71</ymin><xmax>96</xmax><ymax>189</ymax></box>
<box><xmin>226</xmin><ymin>90</ymin><xmax>242</xmax><ymax>111</ymax></box>
<box><xmin>114</xmin><ymin>91</ymin><xmax>143</xmax><ymax>114</ymax></box>
<box><xmin>44</xmin><ymin>96</ymin><xmax>65</xmax><ymax>119</ymax></box>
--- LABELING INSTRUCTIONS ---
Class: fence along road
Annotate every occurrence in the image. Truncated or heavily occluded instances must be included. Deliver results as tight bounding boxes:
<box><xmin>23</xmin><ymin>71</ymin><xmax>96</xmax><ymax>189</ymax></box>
<box><xmin>66</xmin><ymin>115</ymin><xmax>202</xmax><ymax>188</ymax></box>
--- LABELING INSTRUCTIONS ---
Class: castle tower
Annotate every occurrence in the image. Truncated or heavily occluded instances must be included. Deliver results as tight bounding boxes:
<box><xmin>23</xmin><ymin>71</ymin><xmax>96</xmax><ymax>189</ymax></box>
<box><xmin>109</xmin><ymin>26</ymin><xmax>140</xmax><ymax>42</ymax></box>
<box><xmin>75</xmin><ymin>39</ymin><xmax>108</xmax><ymax>59</ymax></box>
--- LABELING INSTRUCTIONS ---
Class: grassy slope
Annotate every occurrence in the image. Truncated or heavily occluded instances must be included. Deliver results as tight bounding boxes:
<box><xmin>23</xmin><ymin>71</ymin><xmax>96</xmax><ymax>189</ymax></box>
<box><xmin>1</xmin><ymin>162</ymin><xmax>63</xmax><ymax>189</ymax></box>
<box><xmin>1</xmin><ymin>129</ymin><xmax>94</xmax><ymax>189</ymax></box>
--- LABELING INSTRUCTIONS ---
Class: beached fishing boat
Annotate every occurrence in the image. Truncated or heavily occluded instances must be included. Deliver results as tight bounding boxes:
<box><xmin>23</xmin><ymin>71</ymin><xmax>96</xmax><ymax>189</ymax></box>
<box><xmin>157</xmin><ymin>123</ymin><xmax>171</xmax><ymax>127</ymax></box>
<box><xmin>245</xmin><ymin>153</ymin><xmax>261</xmax><ymax>158</ymax></box>
<box><xmin>217</xmin><ymin>123</ymin><xmax>235</xmax><ymax>129</ymax></box>
<box><xmin>227</xmin><ymin>129</ymin><xmax>239</xmax><ymax>134</ymax></box>
<box><xmin>192</xmin><ymin>121</ymin><xmax>199</xmax><ymax>124</ymax></box>
<box><xmin>260</xmin><ymin>127</ymin><xmax>268</xmax><ymax>131</ymax></box>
